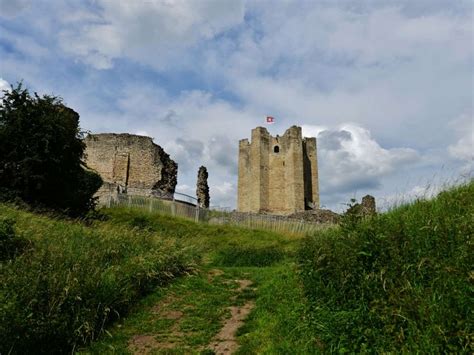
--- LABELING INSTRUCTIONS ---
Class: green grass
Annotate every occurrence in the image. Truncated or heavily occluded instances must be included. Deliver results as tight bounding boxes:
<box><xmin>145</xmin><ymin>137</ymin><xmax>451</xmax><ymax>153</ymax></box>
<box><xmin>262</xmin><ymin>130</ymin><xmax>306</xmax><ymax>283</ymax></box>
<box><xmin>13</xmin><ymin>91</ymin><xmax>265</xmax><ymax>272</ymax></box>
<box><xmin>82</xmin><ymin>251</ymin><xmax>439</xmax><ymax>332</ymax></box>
<box><xmin>77</xmin><ymin>208</ymin><xmax>313</xmax><ymax>354</ymax></box>
<box><xmin>83</xmin><ymin>264</ymin><xmax>317</xmax><ymax>355</ymax></box>
<box><xmin>236</xmin><ymin>264</ymin><xmax>319</xmax><ymax>354</ymax></box>
<box><xmin>0</xmin><ymin>204</ymin><xmax>309</xmax><ymax>354</ymax></box>
<box><xmin>298</xmin><ymin>180</ymin><xmax>474</xmax><ymax>353</ymax></box>
<box><xmin>2</xmin><ymin>180</ymin><xmax>471</xmax><ymax>354</ymax></box>
<box><xmin>82</xmin><ymin>267</ymin><xmax>252</xmax><ymax>353</ymax></box>
<box><xmin>0</xmin><ymin>205</ymin><xmax>198</xmax><ymax>354</ymax></box>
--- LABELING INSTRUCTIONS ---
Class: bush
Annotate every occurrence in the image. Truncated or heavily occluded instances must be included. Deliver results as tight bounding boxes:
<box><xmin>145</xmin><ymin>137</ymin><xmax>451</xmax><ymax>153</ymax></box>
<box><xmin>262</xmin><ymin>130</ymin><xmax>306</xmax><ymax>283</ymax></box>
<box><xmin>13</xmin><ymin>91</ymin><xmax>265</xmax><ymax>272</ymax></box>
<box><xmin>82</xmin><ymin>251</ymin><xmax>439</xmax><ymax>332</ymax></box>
<box><xmin>0</xmin><ymin>83</ymin><xmax>102</xmax><ymax>216</ymax></box>
<box><xmin>0</xmin><ymin>206</ymin><xmax>198</xmax><ymax>354</ymax></box>
<box><xmin>298</xmin><ymin>181</ymin><xmax>473</xmax><ymax>353</ymax></box>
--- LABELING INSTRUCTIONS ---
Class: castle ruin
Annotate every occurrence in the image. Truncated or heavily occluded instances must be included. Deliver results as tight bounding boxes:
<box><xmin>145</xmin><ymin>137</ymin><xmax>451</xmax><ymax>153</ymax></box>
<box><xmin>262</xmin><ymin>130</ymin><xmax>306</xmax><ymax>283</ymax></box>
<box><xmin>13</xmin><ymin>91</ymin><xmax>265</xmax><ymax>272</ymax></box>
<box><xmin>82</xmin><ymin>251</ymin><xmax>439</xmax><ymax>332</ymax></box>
<box><xmin>84</xmin><ymin>133</ymin><xmax>177</xmax><ymax>202</ymax></box>
<box><xmin>238</xmin><ymin>125</ymin><xmax>319</xmax><ymax>215</ymax></box>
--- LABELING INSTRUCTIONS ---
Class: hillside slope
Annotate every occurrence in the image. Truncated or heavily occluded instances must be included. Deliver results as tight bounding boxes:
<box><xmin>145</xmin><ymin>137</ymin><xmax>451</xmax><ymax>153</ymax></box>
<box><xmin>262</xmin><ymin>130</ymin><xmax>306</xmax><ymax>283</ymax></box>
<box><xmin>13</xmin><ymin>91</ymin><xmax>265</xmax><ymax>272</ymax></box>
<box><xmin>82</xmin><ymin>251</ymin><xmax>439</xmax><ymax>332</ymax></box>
<box><xmin>299</xmin><ymin>180</ymin><xmax>473</xmax><ymax>353</ymax></box>
<box><xmin>0</xmin><ymin>205</ymin><xmax>309</xmax><ymax>354</ymax></box>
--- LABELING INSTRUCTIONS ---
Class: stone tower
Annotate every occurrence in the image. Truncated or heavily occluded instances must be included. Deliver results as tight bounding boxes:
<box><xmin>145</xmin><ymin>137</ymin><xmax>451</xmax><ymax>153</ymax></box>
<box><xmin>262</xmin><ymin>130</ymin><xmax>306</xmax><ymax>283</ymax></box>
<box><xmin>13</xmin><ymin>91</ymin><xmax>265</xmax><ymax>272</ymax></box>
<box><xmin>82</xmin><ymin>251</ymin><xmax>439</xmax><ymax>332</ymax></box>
<box><xmin>238</xmin><ymin>125</ymin><xmax>319</xmax><ymax>215</ymax></box>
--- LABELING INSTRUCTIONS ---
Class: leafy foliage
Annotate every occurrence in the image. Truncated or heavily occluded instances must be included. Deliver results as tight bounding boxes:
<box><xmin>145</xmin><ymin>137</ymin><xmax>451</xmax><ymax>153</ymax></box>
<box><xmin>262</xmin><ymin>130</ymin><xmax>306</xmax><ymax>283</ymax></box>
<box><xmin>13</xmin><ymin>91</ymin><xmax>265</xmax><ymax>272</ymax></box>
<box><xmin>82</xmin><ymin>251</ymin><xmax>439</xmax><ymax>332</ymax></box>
<box><xmin>0</xmin><ymin>83</ymin><xmax>102</xmax><ymax>216</ymax></box>
<box><xmin>298</xmin><ymin>181</ymin><xmax>474</xmax><ymax>353</ymax></box>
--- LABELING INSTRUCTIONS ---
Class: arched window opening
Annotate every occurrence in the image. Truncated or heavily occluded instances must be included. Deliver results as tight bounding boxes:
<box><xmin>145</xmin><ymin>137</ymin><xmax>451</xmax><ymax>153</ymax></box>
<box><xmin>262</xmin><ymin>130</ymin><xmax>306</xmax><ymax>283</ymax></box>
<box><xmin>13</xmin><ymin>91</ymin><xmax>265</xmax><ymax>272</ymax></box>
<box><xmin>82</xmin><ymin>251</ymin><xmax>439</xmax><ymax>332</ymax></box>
<box><xmin>274</xmin><ymin>145</ymin><xmax>280</xmax><ymax>153</ymax></box>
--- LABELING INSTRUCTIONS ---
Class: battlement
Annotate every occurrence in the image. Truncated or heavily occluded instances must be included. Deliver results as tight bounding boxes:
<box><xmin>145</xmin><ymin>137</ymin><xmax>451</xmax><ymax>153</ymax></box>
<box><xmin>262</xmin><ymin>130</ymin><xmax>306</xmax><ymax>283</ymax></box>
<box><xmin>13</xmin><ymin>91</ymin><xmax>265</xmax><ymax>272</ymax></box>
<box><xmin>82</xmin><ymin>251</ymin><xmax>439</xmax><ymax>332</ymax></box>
<box><xmin>237</xmin><ymin>125</ymin><xmax>319</xmax><ymax>215</ymax></box>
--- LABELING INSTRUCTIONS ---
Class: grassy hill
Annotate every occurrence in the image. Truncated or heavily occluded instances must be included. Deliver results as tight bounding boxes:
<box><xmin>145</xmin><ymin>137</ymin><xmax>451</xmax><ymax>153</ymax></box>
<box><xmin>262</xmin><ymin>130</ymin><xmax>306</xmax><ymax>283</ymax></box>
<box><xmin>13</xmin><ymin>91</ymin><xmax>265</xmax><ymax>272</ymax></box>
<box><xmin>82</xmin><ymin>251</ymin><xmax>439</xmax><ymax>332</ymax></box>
<box><xmin>299</xmin><ymin>180</ymin><xmax>473</xmax><ymax>353</ymax></box>
<box><xmin>1</xmin><ymin>179</ymin><xmax>472</xmax><ymax>353</ymax></box>
<box><xmin>0</xmin><ymin>205</ymin><xmax>309</xmax><ymax>354</ymax></box>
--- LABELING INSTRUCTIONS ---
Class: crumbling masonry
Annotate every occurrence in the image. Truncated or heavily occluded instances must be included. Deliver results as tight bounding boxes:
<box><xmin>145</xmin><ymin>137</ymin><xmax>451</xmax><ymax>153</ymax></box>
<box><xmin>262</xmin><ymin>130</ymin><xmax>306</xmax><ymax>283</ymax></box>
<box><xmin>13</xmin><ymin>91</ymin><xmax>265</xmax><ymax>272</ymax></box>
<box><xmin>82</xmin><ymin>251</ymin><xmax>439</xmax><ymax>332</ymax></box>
<box><xmin>84</xmin><ymin>133</ymin><xmax>177</xmax><ymax>202</ymax></box>
<box><xmin>196</xmin><ymin>166</ymin><xmax>210</xmax><ymax>208</ymax></box>
<box><xmin>238</xmin><ymin>125</ymin><xmax>319</xmax><ymax>215</ymax></box>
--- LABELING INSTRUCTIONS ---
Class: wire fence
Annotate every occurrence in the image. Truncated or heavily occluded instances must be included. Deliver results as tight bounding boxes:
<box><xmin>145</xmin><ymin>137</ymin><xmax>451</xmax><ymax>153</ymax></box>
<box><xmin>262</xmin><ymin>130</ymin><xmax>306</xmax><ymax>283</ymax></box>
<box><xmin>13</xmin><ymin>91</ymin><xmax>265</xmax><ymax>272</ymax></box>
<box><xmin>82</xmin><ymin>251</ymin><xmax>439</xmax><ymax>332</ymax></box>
<box><xmin>102</xmin><ymin>193</ymin><xmax>328</xmax><ymax>235</ymax></box>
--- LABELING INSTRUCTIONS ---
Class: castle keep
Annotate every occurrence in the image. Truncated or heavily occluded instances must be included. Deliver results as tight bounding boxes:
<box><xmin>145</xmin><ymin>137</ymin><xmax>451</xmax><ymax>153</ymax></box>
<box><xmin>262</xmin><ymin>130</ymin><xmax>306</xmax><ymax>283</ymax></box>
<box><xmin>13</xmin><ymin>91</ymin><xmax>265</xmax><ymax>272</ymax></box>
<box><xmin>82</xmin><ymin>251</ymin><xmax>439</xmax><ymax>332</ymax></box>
<box><xmin>84</xmin><ymin>133</ymin><xmax>177</xmax><ymax>202</ymax></box>
<box><xmin>238</xmin><ymin>126</ymin><xmax>319</xmax><ymax>215</ymax></box>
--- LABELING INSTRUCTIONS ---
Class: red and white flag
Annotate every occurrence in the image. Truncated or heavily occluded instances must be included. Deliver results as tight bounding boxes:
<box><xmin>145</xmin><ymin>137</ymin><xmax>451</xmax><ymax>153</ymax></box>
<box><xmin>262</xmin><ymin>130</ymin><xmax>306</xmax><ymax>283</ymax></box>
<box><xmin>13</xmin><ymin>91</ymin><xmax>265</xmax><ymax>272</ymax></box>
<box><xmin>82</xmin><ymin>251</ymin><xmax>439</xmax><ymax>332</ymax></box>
<box><xmin>265</xmin><ymin>116</ymin><xmax>275</xmax><ymax>124</ymax></box>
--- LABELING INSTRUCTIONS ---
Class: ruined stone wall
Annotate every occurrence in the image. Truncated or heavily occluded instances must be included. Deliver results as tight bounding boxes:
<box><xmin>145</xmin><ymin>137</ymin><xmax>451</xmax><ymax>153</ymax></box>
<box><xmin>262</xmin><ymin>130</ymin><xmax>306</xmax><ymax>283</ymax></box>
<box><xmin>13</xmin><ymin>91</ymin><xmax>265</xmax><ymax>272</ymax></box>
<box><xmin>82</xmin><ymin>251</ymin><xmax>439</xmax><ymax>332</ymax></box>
<box><xmin>84</xmin><ymin>133</ymin><xmax>177</xmax><ymax>202</ymax></box>
<box><xmin>237</xmin><ymin>125</ymin><xmax>319</xmax><ymax>215</ymax></box>
<box><xmin>196</xmin><ymin>166</ymin><xmax>210</xmax><ymax>208</ymax></box>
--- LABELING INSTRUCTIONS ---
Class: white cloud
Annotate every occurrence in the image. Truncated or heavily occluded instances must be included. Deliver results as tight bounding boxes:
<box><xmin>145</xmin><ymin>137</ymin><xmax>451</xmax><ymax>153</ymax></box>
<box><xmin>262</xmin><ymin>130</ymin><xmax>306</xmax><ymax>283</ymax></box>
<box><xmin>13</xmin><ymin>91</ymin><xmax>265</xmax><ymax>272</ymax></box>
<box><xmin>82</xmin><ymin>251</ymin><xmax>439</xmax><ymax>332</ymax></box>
<box><xmin>448</xmin><ymin>113</ymin><xmax>473</xmax><ymax>173</ymax></box>
<box><xmin>175</xmin><ymin>183</ymin><xmax>194</xmax><ymax>196</ymax></box>
<box><xmin>59</xmin><ymin>0</ymin><xmax>245</xmax><ymax>70</ymax></box>
<box><xmin>2</xmin><ymin>1</ymin><xmax>472</xmax><ymax>211</ymax></box>
<box><xmin>301</xmin><ymin>125</ymin><xmax>328</xmax><ymax>139</ymax></box>
<box><xmin>0</xmin><ymin>78</ymin><xmax>11</xmax><ymax>104</ymax></box>
<box><xmin>448</xmin><ymin>113</ymin><xmax>473</xmax><ymax>161</ymax></box>
<box><xmin>449</xmin><ymin>135</ymin><xmax>473</xmax><ymax>162</ymax></box>
<box><xmin>0</xmin><ymin>77</ymin><xmax>10</xmax><ymax>92</ymax></box>
<box><xmin>378</xmin><ymin>183</ymin><xmax>444</xmax><ymax>211</ymax></box>
<box><xmin>209</xmin><ymin>181</ymin><xmax>235</xmax><ymax>209</ymax></box>
<box><xmin>308</xmin><ymin>124</ymin><xmax>420</xmax><ymax>193</ymax></box>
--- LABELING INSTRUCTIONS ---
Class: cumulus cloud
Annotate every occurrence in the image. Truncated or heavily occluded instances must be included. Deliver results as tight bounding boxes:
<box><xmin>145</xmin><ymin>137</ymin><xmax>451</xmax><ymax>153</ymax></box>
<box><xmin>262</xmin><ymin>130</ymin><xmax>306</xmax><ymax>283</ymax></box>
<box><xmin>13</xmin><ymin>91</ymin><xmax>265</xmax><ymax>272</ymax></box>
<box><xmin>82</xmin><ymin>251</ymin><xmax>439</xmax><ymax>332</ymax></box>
<box><xmin>448</xmin><ymin>113</ymin><xmax>473</xmax><ymax>172</ymax></box>
<box><xmin>449</xmin><ymin>136</ymin><xmax>473</xmax><ymax>162</ymax></box>
<box><xmin>1</xmin><ymin>0</ymin><xmax>471</xmax><ymax>210</ymax></box>
<box><xmin>59</xmin><ymin>0</ymin><xmax>245</xmax><ymax>69</ymax></box>
<box><xmin>166</xmin><ymin>137</ymin><xmax>205</xmax><ymax>172</ymax></box>
<box><xmin>378</xmin><ymin>183</ymin><xmax>444</xmax><ymax>211</ymax></box>
<box><xmin>208</xmin><ymin>135</ymin><xmax>238</xmax><ymax>174</ymax></box>
<box><xmin>304</xmin><ymin>124</ymin><xmax>420</xmax><ymax>194</ymax></box>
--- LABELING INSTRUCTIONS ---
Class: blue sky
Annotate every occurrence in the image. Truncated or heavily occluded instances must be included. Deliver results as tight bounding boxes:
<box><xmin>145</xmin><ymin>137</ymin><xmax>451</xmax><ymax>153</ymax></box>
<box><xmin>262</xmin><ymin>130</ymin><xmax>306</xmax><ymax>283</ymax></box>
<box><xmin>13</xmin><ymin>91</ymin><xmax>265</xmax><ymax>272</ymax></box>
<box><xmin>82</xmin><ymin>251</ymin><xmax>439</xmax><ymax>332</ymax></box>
<box><xmin>1</xmin><ymin>0</ymin><xmax>472</xmax><ymax>210</ymax></box>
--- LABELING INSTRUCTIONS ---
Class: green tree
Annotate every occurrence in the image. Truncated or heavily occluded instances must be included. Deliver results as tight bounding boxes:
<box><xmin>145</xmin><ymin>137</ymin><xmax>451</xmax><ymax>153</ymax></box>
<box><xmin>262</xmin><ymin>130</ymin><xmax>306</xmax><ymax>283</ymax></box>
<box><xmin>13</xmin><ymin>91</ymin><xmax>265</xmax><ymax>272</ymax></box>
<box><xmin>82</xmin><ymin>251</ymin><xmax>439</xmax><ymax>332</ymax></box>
<box><xmin>0</xmin><ymin>83</ymin><xmax>102</xmax><ymax>215</ymax></box>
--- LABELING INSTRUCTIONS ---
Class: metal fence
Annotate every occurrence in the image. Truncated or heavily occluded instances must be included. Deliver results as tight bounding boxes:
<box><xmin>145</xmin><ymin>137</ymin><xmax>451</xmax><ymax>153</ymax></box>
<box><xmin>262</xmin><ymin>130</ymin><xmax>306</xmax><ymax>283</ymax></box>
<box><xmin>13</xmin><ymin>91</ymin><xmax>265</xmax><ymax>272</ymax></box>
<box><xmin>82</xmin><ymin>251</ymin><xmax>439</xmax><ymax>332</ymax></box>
<box><xmin>102</xmin><ymin>193</ymin><xmax>328</xmax><ymax>235</ymax></box>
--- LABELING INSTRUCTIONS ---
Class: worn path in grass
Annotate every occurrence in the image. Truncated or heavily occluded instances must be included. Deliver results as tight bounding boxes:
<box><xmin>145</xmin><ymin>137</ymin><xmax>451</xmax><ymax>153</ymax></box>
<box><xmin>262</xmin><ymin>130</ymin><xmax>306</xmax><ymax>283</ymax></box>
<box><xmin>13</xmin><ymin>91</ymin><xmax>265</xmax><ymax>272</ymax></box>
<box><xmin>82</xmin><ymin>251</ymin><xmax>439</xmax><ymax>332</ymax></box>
<box><xmin>84</xmin><ymin>264</ymin><xmax>315</xmax><ymax>354</ymax></box>
<box><xmin>80</xmin><ymin>208</ymin><xmax>319</xmax><ymax>354</ymax></box>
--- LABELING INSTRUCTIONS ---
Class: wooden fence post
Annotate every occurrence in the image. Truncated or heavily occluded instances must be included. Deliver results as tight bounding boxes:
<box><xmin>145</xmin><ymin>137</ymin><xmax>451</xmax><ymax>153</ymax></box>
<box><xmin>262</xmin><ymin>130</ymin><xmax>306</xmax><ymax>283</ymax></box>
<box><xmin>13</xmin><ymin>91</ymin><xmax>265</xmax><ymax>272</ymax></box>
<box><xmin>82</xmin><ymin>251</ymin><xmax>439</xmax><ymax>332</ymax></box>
<box><xmin>171</xmin><ymin>197</ymin><xmax>176</xmax><ymax>217</ymax></box>
<box><xmin>195</xmin><ymin>205</ymin><xmax>200</xmax><ymax>222</ymax></box>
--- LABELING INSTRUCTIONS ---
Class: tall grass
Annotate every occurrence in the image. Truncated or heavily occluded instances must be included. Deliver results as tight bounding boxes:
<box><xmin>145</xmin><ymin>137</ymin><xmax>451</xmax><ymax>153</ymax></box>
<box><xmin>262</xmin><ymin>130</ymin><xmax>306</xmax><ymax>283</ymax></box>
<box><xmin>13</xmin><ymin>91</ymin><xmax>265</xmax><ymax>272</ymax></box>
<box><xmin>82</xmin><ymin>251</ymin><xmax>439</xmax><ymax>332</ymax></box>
<box><xmin>0</xmin><ymin>205</ymin><xmax>198</xmax><ymax>354</ymax></box>
<box><xmin>102</xmin><ymin>207</ymin><xmax>300</xmax><ymax>259</ymax></box>
<box><xmin>298</xmin><ymin>180</ymin><xmax>473</xmax><ymax>352</ymax></box>
<box><xmin>0</xmin><ymin>205</ymin><xmax>300</xmax><ymax>354</ymax></box>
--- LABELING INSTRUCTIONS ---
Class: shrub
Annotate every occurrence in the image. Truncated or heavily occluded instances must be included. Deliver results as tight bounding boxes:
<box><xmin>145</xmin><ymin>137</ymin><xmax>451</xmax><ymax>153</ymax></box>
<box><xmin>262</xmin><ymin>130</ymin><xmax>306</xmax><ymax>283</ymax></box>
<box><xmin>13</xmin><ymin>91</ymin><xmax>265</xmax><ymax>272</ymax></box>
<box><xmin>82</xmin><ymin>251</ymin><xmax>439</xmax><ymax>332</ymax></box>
<box><xmin>0</xmin><ymin>83</ymin><xmax>102</xmax><ymax>216</ymax></box>
<box><xmin>298</xmin><ymin>181</ymin><xmax>473</xmax><ymax>353</ymax></box>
